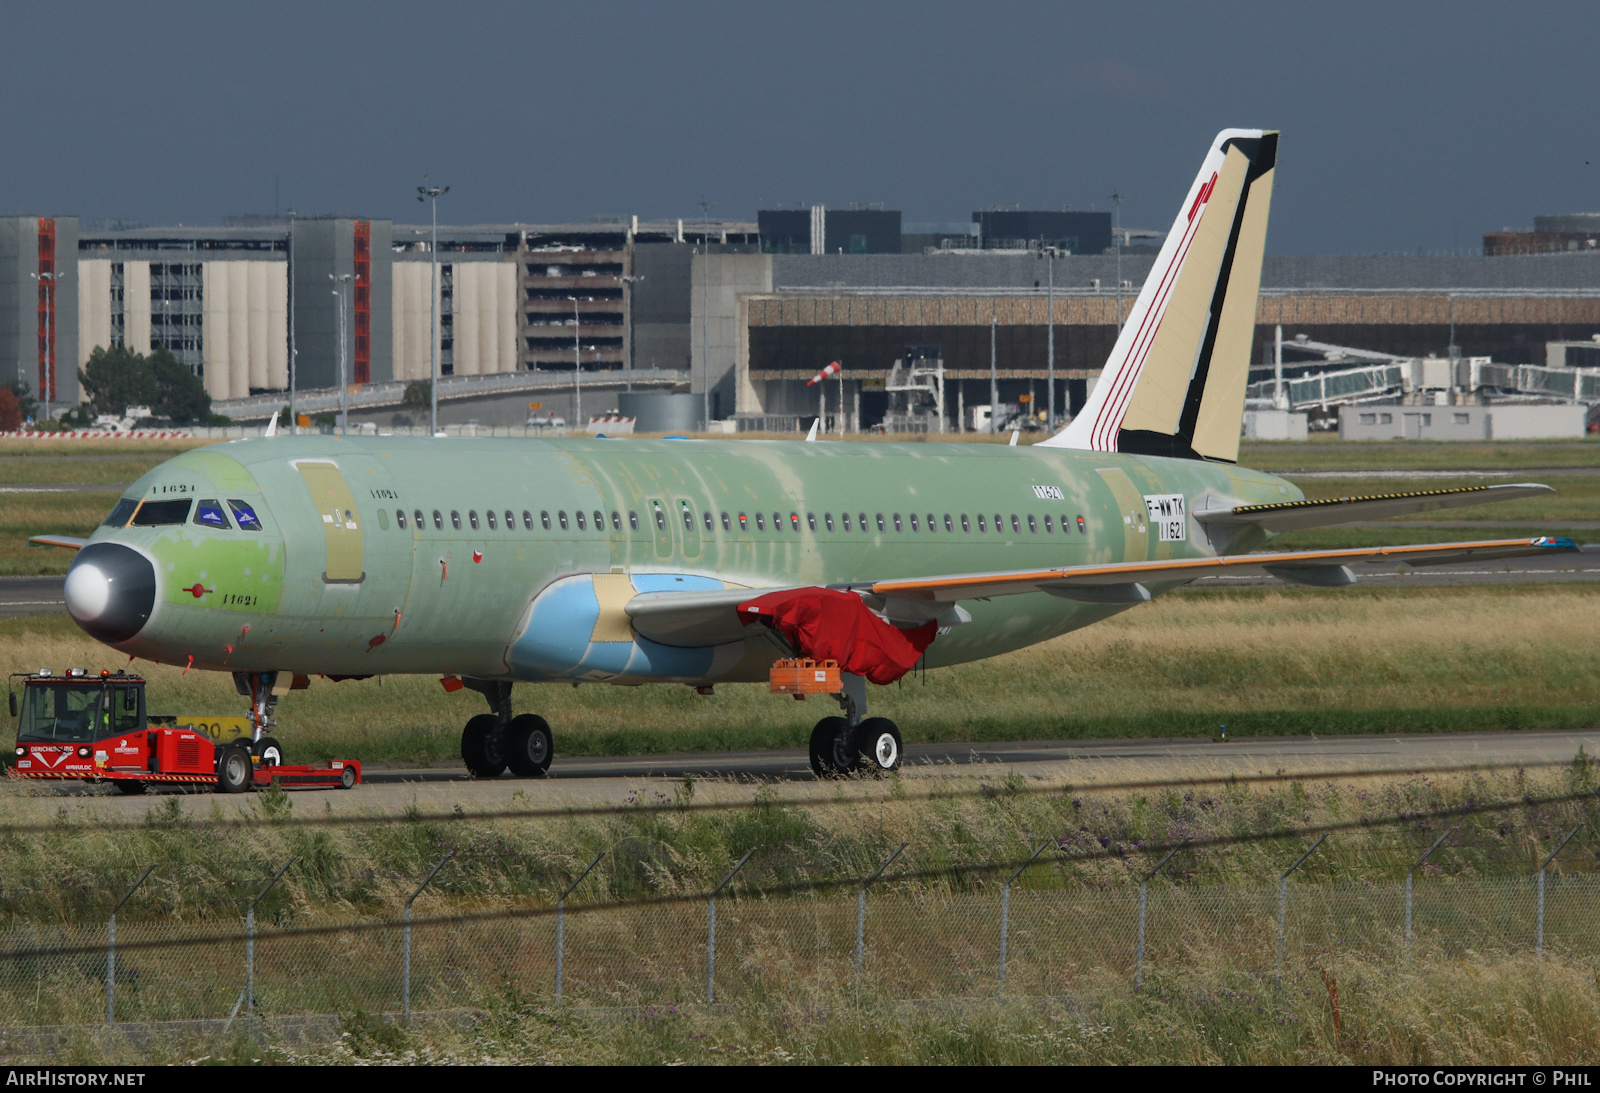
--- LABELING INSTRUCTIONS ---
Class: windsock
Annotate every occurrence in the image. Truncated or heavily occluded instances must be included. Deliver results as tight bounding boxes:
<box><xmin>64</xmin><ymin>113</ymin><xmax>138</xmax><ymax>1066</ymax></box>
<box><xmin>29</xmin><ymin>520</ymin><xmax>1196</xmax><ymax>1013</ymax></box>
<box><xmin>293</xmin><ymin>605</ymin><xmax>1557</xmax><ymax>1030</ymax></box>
<box><xmin>807</xmin><ymin>361</ymin><xmax>841</xmax><ymax>387</ymax></box>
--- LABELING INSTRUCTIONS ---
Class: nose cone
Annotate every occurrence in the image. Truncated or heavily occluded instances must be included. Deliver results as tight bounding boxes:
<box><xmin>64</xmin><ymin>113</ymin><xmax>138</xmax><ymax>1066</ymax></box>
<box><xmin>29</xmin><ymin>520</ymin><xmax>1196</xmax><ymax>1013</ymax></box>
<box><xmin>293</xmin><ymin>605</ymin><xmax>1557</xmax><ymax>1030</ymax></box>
<box><xmin>66</xmin><ymin>543</ymin><xmax>157</xmax><ymax>644</ymax></box>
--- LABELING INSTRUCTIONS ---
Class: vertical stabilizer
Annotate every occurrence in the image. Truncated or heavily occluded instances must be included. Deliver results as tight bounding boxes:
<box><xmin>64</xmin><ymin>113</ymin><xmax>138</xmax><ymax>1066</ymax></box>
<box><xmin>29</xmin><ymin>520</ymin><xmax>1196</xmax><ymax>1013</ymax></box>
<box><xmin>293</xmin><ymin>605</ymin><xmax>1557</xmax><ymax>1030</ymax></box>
<box><xmin>1041</xmin><ymin>129</ymin><xmax>1277</xmax><ymax>462</ymax></box>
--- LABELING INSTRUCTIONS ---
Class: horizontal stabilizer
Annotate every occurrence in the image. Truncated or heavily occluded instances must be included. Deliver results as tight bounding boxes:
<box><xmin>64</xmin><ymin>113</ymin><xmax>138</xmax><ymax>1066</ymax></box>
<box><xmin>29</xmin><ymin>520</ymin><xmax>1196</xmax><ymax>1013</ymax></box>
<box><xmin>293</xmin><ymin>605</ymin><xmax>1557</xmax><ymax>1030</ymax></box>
<box><xmin>864</xmin><ymin>536</ymin><xmax>1577</xmax><ymax>603</ymax></box>
<box><xmin>1197</xmin><ymin>483</ymin><xmax>1554</xmax><ymax>533</ymax></box>
<box><xmin>28</xmin><ymin>535</ymin><xmax>88</xmax><ymax>551</ymax></box>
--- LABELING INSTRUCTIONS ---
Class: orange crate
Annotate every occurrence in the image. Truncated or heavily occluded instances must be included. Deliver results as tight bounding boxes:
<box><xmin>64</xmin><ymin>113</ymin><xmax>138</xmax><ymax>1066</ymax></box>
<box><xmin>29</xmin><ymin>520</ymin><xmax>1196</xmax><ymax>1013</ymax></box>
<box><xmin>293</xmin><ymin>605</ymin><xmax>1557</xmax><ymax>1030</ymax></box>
<box><xmin>769</xmin><ymin>658</ymin><xmax>841</xmax><ymax>695</ymax></box>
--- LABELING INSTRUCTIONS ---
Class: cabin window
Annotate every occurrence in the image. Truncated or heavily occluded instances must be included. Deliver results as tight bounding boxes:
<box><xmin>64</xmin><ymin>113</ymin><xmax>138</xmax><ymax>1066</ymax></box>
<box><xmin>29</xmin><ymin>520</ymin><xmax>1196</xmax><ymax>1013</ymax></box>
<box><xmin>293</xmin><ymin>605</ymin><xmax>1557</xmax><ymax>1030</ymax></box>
<box><xmin>977</xmin><ymin>514</ymin><xmax>987</xmax><ymax>533</ymax></box>
<box><xmin>396</xmin><ymin>510</ymin><xmax>407</xmax><ymax>530</ymax></box>
<box><xmin>825</xmin><ymin>513</ymin><xmax>835</xmax><ymax>531</ymax></box>
<box><xmin>612</xmin><ymin>511</ymin><xmax>622</xmax><ymax>530</ymax></box>
<box><xmin>755</xmin><ymin>513</ymin><xmax>765</xmax><ymax>531</ymax></box>
<box><xmin>807</xmin><ymin>513</ymin><xmax>817</xmax><ymax>531</ymax></box>
<box><xmin>722</xmin><ymin>512</ymin><xmax>731</xmax><ymax>531</ymax></box>
<box><xmin>790</xmin><ymin>512</ymin><xmax>800</xmax><ymax>531</ymax></box>
<box><xmin>960</xmin><ymin>514</ymin><xmax>970</xmax><ymax>533</ymax></box>
<box><xmin>225</xmin><ymin>500</ymin><xmax>261</xmax><ymax>531</ymax></box>
<box><xmin>594</xmin><ymin>510</ymin><xmax>604</xmax><ymax>530</ymax></box>
<box><xmin>468</xmin><ymin>511</ymin><xmax>480</xmax><ymax>530</ymax></box>
<box><xmin>540</xmin><ymin>511</ymin><xmax>550</xmax><ymax>530</ymax></box>
<box><xmin>682</xmin><ymin>508</ymin><xmax>694</xmax><ymax>531</ymax></box>
<box><xmin>1075</xmin><ymin>515</ymin><xmax>1086</xmax><ymax>533</ymax></box>
<box><xmin>841</xmin><ymin>513</ymin><xmax>851</xmax><ymax>531</ymax></box>
<box><xmin>193</xmin><ymin>499</ymin><xmax>230</xmax><ymax>530</ymax></box>
<box><xmin>132</xmin><ymin>499</ymin><xmax>193</xmax><ymax>526</ymax></box>
<box><xmin>102</xmin><ymin>498</ymin><xmax>139</xmax><ymax>527</ymax></box>
<box><xmin>575</xmin><ymin>511</ymin><xmax>586</xmax><ymax>530</ymax></box>
<box><xmin>944</xmin><ymin>514</ymin><xmax>954</xmax><ymax>532</ymax></box>
<box><xmin>995</xmin><ymin>514</ymin><xmax>1005</xmax><ymax>533</ymax></box>
<box><xmin>377</xmin><ymin>509</ymin><xmax>389</xmax><ymax>530</ymax></box>
<box><xmin>654</xmin><ymin>508</ymin><xmax>666</xmax><ymax>531</ymax></box>
<box><xmin>738</xmin><ymin>512</ymin><xmax>748</xmax><ymax>530</ymax></box>
<box><xmin>703</xmin><ymin>511</ymin><xmax>713</xmax><ymax>531</ymax></box>
<box><xmin>486</xmin><ymin>510</ymin><xmax>497</xmax><ymax>530</ymax></box>
<box><xmin>1043</xmin><ymin>515</ymin><xmax>1053</xmax><ymax>533</ymax></box>
<box><xmin>414</xmin><ymin>510</ymin><xmax>425</xmax><ymax>530</ymax></box>
<box><xmin>773</xmin><ymin>512</ymin><xmax>782</xmax><ymax>531</ymax></box>
<box><xmin>629</xmin><ymin>511</ymin><xmax>639</xmax><ymax>530</ymax></box>
<box><xmin>559</xmin><ymin>511</ymin><xmax>569</xmax><ymax>530</ymax></box>
<box><xmin>858</xmin><ymin>513</ymin><xmax>868</xmax><ymax>533</ymax></box>
<box><xmin>909</xmin><ymin>513</ymin><xmax>919</xmax><ymax>532</ymax></box>
<box><xmin>507</xmin><ymin>511</ymin><xmax>517</xmax><ymax>530</ymax></box>
<box><xmin>1027</xmin><ymin>514</ymin><xmax>1037</xmax><ymax>533</ymax></box>
<box><xmin>1011</xmin><ymin>515</ymin><xmax>1021</xmax><ymax>533</ymax></box>
<box><xmin>450</xmin><ymin>511</ymin><xmax>462</xmax><ymax>530</ymax></box>
<box><xmin>892</xmin><ymin>513</ymin><xmax>902</xmax><ymax>532</ymax></box>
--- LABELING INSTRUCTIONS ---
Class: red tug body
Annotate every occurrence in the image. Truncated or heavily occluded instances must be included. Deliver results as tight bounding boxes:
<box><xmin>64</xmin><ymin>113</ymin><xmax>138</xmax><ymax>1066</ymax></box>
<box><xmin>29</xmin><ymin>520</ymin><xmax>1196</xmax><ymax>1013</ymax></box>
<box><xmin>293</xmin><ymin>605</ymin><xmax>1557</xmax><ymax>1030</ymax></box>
<box><xmin>8</xmin><ymin>669</ymin><xmax>359</xmax><ymax>794</ymax></box>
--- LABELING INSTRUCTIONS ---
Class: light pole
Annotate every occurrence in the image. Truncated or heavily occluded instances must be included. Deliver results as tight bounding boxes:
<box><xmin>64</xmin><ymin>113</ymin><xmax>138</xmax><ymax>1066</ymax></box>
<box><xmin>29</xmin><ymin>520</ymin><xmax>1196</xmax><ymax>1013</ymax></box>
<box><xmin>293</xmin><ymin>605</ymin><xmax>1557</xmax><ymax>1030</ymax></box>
<box><xmin>619</xmin><ymin>273</ymin><xmax>644</xmax><ymax>392</ymax></box>
<box><xmin>1110</xmin><ymin>192</ymin><xmax>1125</xmax><ymax>333</ymax></box>
<box><xmin>567</xmin><ymin>296</ymin><xmax>583</xmax><ymax>429</ymax></box>
<box><xmin>29</xmin><ymin>271</ymin><xmax>64</xmax><ymax>423</ymax></box>
<box><xmin>417</xmin><ymin>180</ymin><xmax>449</xmax><ymax>436</ymax></box>
<box><xmin>699</xmin><ymin>197</ymin><xmax>712</xmax><ymax>429</ymax></box>
<box><xmin>287</xmin><ymin>207</ymin><xmax>298</xmax><ymax>433</ymax></box>
<box><xmin>330</xmin><ymin>274</ymin><xmax>351</xmax><ymax>431</ymax></box>
<box><xmin>1039</xmin><ymin>244</ymin><xmax>1057</xmax><ymax>428</ymax></box>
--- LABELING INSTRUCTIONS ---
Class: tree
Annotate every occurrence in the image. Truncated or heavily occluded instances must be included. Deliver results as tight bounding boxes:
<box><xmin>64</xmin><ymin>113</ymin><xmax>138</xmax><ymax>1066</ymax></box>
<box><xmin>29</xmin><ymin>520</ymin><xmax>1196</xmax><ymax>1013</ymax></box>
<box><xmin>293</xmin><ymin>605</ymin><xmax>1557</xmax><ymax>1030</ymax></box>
<box><xmin>149</xmin><ymin>348</ymin><xmax>213</xmax><ymax>425</ymax></box>
<box><xmin>403</xmin><ymin>380</ymin><xmax>431</xmax><ymax>413</ymax></box>
<box><xmin>79</xmin><ymin>346</ymin><xmax>155</xmax><ymax>417</ymax></box>
<box><xmin>6</xmin><ymin>380</ymin><xmax>37</xmax><ymax>424</ymax></box>
<box><xmin>0</xmin><ymin>388</ymin><xmax>20</xmax><ymax>433</ymax></box>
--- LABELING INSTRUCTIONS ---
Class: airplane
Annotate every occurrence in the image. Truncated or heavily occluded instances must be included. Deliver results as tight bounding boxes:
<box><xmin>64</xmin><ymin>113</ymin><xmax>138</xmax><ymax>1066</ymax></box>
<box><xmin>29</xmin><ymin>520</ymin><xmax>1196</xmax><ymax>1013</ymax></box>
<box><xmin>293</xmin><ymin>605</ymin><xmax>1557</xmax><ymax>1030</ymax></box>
<box><xmin>35</xmin><ymin>128</ymin><xmax>1575</xmax><ymax>781</ymax></box>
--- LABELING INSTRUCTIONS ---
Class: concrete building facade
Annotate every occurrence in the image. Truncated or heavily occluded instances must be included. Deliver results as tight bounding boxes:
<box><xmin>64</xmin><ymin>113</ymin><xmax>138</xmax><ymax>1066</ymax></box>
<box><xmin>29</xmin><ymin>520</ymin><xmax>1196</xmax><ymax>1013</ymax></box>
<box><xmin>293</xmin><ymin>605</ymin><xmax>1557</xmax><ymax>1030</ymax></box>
<box><xmin>0</xmin><ymin>216</ymin><xmax>79</xmax><ymax>409</ymax></box>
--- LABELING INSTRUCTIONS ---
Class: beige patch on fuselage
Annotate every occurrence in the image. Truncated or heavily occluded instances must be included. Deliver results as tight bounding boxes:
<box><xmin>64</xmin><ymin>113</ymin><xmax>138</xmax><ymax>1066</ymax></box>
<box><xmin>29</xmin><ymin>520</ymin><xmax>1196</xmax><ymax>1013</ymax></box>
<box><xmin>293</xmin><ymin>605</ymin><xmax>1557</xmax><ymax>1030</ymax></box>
<box><xmin>1096</xmin><ymin>467</ymin><xmax>1150</xmax><ymax>563</ymax></box>
<box><xmin>590</xmin><ymin>574</ymin><xmax>637</xmax><ymax>643</ymax></box>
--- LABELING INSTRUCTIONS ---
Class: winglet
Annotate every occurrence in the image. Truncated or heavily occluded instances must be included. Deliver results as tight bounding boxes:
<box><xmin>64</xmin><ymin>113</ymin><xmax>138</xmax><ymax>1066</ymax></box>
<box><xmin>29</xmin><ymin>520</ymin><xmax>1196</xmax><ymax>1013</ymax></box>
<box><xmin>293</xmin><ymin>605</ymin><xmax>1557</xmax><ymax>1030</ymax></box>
<box><xmin>1009</xmin><ymin>430</ymin><xmax>1020</xmax><ymax>446</ymax></box>
<box><xmin>264</xmin><ymin>410</ymin><xmax>280</xmax><ymax>437</ymax></box>
<box><xmin>29</xmin><ymin>535</ymin><xmax>88</xmax><ymax>551</ymax></box>
<box><xmin>805</xmin><ymin>418</ymin><xmax>820</xmax><ymax>442</ymax></box>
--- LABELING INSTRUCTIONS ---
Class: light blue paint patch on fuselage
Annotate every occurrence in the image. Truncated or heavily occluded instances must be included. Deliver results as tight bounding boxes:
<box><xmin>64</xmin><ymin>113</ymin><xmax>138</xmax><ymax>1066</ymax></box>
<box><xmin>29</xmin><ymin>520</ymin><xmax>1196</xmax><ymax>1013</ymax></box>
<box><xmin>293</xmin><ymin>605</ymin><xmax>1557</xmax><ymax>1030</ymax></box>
<box><xmin>508</xmin><ymin>573</ymin><xmax>718</xmax><ymax>681</ymax></box>
<box><xmin>631</xmin><ymin>573</ymin><xmax>724</xmax><ymax>593</ymax></box>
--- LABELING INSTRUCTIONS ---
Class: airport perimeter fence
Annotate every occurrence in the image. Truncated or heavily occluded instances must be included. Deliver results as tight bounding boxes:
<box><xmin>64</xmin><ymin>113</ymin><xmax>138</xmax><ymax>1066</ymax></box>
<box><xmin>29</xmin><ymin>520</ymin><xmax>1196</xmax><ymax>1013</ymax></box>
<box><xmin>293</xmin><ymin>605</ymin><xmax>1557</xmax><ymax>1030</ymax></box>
<box><xmin>0</xmin><ymin>870</ymin><xmax>1597</xmax><ymax>1032</ymax></box>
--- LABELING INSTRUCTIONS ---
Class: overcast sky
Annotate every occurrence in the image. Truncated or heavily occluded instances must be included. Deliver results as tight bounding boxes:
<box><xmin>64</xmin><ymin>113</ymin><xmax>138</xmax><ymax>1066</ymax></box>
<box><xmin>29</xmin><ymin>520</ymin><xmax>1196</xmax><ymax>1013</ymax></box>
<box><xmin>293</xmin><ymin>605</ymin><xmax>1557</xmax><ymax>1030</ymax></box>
<box><xmin>3</xmin><ymin>1</ymin><xmax>1597</xmax><ymax>254</ymax></box>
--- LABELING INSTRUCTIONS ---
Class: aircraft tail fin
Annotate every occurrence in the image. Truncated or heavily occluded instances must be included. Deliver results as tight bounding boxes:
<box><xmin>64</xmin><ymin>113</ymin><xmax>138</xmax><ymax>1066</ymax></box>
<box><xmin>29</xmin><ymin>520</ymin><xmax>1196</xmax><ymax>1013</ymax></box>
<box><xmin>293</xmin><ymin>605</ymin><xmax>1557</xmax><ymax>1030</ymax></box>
<box><xmin>1040</xmin><ymin>128</ymin><xmax>1277</xmax><ymax>463</ymax></box>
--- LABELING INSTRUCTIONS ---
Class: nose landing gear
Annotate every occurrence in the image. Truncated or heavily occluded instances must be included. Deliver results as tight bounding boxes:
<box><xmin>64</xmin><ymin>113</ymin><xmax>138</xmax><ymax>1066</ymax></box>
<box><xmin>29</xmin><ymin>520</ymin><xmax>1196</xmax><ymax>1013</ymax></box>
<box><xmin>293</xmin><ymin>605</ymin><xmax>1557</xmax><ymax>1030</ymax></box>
<box><xmin>458</xmin><ymin>678</ymin><xmax>553</xmax><ymax>778</ymax></box>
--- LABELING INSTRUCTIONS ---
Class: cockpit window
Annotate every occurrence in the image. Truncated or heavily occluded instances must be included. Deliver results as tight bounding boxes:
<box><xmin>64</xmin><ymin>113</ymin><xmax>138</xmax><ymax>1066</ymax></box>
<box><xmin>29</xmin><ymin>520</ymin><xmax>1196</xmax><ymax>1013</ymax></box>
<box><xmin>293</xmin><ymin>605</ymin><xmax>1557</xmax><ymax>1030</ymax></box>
<box><xmin>226</xmin><ymin>500</ymin><xmax>262</xmax><ymax>531</ymax></box>
<box><xmin>194</xmin><ymin>499</ymin><xmax>231</xmax><ymax>529</ymax></box>
<box><xmin>102</xmin><ymin>498</ymin><xmax>139</xmax><ymax>527</ymax></box>
<box><xmin>131</xmin><ymin>499</ymin><xmax>193</xmax><ymax>526</ymax></box>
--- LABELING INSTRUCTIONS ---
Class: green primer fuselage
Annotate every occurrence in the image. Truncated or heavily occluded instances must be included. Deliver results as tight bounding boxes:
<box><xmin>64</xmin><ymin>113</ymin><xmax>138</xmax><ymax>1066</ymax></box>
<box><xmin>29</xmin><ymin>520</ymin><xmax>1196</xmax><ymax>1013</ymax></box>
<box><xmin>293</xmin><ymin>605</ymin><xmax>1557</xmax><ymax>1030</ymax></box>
<box><xmin>91</xmin><ymin>436</ymin><xmax>1299</xmax><ymax>682</ymax></box>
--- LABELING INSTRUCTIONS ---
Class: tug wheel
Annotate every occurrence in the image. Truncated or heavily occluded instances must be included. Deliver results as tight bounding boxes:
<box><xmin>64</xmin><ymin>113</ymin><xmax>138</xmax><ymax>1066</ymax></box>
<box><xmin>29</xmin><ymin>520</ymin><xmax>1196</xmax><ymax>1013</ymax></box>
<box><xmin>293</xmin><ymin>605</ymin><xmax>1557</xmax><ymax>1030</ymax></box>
<box><xmin>253</xmin><ymin>736</ymin><xmax>284</xmax><ymax>768</ymax></box>
<box><xmin>505</xmin><ymin>714</ymin><xmax>553</xmax><ymax>777</ymax></box>
<box><xmin>853</xmin><ymin>718</ymin><xmax>903</xmax><ymax>776</ymax></box>
<box><xmin>339</xmin><ymin>766</ymin><xmax>356</xmax><ymax>790</ymax></box>
<box><xmin>808</xmin><ymin>716</ymin><xmax>853</xmax><ymax>779</ymax></box>
<box><xmin>216</xmin><ymin>744</ymin><xmax>253</xmax><ymax>794</ymax></box>
<box><xmin>460</xmin><ymin>714</ymin><xmax>508</xmax><ymax>778</ymax></box>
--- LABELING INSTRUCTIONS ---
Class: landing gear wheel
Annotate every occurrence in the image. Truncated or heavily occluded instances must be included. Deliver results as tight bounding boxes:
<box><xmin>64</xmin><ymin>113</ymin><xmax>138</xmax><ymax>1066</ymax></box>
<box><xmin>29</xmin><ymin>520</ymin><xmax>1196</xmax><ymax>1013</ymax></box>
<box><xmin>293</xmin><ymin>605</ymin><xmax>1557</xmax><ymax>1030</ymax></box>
<box><xmin>113</xmin><ymin>781</ymin><xmax>147</xmax><ymax>796</ymax></box>
<box><xmin>808</xmin><ymin>716</ymin><xmax>855</xmax><ymax>779</ymax></box>
<box><xmin>505</xmin><ymin>714</ymin><xmax>553</xmax><ymax>777</ymax></box>
<box><xmin>460</xmin><ymin>714</ymin><xmax>508</xmax><ymax>778</ymax></box>
<box><xmin>216</xmin><ymin>743</ymin><xmax>253</xmax><ymax>794</ymax></box>
<box><xmin>853</xmin><ymin>718</ymin><xmax>903</xmax><ymax>776</ymax></box>
<box><xmin>253</xmin><ymin>736</ymin><xmax>284</xmax><ymax>768</ymax></box>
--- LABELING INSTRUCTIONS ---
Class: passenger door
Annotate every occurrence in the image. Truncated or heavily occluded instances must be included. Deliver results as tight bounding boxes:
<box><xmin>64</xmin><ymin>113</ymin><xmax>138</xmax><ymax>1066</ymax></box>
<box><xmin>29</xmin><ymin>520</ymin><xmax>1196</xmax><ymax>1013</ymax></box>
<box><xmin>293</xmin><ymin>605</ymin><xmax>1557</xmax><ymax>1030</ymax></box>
<box><xmin>295</xmin><ymin>461</ymin><xmax>365</xmax><ymax>583</ymax></box>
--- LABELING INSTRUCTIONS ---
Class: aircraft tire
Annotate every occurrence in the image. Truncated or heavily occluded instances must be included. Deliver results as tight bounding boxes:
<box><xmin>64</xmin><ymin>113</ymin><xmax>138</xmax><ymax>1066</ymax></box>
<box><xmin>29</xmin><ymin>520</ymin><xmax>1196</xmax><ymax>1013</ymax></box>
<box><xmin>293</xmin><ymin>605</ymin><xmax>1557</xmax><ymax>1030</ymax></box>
<box><xmin>216</xmin><ymin>743</ymin><xmax>253</xmax><ymax>794</ymax></box>
<box><xmin>253</xmin><ymin>736</ymin><xmax>284</xmax><ymax>768</ymax></box>
<box><xmin>505</xmin><ymin>714</ymin><xmax>553</xmax><ymax>777</ymax></box>
<box><xmin>808</xmin><ymin>716</ymin><xmax>853</xmax><ymax>779</ymax></box>
<box><xmin>461</xmin><ymin>714</ymin><xmax>509</xmax><ymax>778</ymax></box>
<box><xmin>853</xmin><ymin>718</ymin><xmax>903</xmax><ymax>776</ymax></box>
<box><xmin>113</xmin><ymin>780</ymin><xmax>147</xmax><ymax>796</ymax></box>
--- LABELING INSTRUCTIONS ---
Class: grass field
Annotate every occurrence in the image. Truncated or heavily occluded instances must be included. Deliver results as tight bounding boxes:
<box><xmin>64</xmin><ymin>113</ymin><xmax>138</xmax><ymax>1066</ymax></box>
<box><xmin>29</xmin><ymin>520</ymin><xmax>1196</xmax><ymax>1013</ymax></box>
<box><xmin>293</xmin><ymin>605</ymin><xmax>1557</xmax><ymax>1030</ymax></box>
<box><xmin>3</xmin><ymin>582</ymin><xmax>1597</xmax><ymax>764</ymax></box>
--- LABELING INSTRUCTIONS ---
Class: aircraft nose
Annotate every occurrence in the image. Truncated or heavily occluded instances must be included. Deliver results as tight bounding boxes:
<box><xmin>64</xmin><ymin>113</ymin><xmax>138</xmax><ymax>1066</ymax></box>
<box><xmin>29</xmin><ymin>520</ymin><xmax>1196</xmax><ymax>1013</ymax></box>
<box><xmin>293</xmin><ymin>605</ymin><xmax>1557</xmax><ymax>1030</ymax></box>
<box><xmin>65</xmin><ymin>543</ymin><xmax>157</xmax><ymax>644</ymax></box>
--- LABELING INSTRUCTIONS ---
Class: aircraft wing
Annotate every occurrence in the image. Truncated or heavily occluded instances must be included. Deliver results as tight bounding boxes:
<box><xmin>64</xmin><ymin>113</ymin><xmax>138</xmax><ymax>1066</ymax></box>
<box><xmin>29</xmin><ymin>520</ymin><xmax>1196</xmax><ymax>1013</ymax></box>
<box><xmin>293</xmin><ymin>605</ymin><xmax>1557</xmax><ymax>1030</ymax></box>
<box><xmin>627</xmin><ymin>588</ymin><xmax>791</xmax><ymax>647</ymax></box>
<box><xmin>28</xmin><ymin>535</ymin><xmax>88</xmax><ymax>551</ymax></box>
<box><xmin>862</xmin><ymin>536</ymin><xmax>1578</xmax><ymax>603</ymax></box>
<box><xmin>1195</xmin><ymin>483</ymin><xmax>1552</xmax><ymax>533</ymax></box>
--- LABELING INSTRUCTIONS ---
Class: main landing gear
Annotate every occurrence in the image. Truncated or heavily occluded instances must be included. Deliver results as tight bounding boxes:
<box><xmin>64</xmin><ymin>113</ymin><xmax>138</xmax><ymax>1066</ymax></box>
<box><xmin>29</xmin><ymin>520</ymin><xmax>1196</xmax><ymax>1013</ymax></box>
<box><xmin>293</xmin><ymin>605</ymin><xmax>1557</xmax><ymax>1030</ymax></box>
<box><xmin>459</xmin><ymin>679</ymin><xmax>553</xmax><ymax>779</ymax></box>
<box><xmin>808</xmin><ymin>672</ymin><xmax>903</xmax><ymax>779</ymax></box>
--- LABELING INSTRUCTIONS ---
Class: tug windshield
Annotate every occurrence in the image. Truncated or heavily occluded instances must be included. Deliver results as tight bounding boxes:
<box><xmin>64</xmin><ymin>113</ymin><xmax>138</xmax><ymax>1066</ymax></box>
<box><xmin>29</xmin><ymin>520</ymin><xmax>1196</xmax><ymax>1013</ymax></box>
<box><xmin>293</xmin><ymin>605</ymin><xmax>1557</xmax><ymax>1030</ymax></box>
<box><xmin>16</xmin><ymin>683</ymin><xmax>139</xmax><ymax>743</ymax></box>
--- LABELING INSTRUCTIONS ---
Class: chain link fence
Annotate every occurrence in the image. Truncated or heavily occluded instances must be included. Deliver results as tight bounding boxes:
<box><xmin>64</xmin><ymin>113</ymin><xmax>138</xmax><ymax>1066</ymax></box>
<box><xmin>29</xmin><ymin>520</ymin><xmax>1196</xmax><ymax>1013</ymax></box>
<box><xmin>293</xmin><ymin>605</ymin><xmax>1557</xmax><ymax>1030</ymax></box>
<box><xmin>0</xmin><ymin>874</ymin><xmax>1597</xmax><ymax>1031</ymax></box>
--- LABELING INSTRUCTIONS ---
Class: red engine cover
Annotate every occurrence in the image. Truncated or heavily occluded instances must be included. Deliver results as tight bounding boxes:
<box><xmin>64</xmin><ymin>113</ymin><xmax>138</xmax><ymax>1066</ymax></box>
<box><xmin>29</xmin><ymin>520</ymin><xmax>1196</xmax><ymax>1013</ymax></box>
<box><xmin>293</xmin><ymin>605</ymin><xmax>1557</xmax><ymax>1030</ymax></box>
<box><xmin>153</xmin><ymin>729</ymin><xmax>215</xmax><ymax>774</ymax></box>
